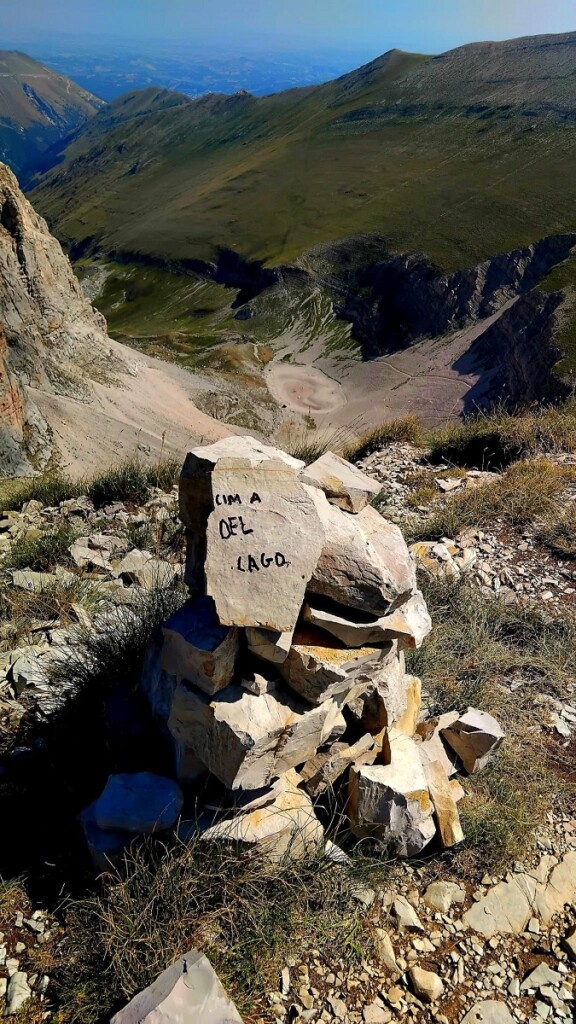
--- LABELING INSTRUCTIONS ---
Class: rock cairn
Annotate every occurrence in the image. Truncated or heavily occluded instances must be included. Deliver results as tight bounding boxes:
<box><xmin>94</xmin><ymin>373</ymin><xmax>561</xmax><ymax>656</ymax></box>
<box><xmin>81</xmin><ymin>437</ymin><xmax>504</xmax><ymax>867</ymax></box>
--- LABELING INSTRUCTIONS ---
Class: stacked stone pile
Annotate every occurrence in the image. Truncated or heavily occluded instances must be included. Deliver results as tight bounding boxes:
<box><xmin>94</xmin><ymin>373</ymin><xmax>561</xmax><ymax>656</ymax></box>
<box><xmin>82</xmin><ymin>437</ymin><xmax>504</xmax><ymax>866</ymax></box>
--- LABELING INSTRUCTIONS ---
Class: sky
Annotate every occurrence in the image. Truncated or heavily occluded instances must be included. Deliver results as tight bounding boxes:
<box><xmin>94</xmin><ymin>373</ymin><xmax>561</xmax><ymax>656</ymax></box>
<box><xmin>1</xmin><ymin>0</ymin><xmax>575</xmax><ymax>57</ymax></box>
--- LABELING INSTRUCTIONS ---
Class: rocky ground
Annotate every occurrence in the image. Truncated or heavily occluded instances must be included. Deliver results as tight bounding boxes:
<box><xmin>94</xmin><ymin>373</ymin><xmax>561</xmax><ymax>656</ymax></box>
<box><xmin>0</xmin><ymin>440</ymin><xmax>575</xmax><ymax>1022</ymax></box>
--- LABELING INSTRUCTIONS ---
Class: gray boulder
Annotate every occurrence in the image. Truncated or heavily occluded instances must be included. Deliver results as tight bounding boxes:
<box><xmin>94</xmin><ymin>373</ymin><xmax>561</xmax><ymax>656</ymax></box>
<box><xmin>93</xmin><ymin>772</ymin><xmax>183</xmax><ymax>833</ymax></box>
<box><xmin>307</xmin><ymin>500</ymin><xmax>416</xmax><ymax>616</ymax></box>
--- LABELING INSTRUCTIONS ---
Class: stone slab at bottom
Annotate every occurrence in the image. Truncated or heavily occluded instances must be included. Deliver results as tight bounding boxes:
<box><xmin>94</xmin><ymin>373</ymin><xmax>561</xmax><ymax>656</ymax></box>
<box><xmin>111</xmin><ymin>948</ymin><xmax>243</xmax><ymax>1023</ymax></box>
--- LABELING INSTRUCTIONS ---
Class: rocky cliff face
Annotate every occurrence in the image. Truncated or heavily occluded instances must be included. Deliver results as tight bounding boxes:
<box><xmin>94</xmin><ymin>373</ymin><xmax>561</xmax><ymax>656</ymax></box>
<box><xmin>0</xmin><ymin>163</ymin><xmax>121</xmax><ymax>475</ymax></box>
<box><xmin>320</xmin><ymin>233</ymin><xmax>576</xmax><ymax>358</ymax></box>
<box><xmin>457</xmin><ymin>290</ymin><xmax>570</xmax><ymax>411</ymax></box>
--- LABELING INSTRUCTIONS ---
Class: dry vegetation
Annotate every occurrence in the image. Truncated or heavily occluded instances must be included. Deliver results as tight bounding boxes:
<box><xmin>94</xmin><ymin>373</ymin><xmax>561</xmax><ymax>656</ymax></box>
<box><xmin>407</xmin><ymin>459</ymin><xmax>576</xmax><ymax>542</ymax></box>
<box><xmin>409</xmin><ymin>577</ymin><xmax>576</xmax><ymax>871</ymax></box>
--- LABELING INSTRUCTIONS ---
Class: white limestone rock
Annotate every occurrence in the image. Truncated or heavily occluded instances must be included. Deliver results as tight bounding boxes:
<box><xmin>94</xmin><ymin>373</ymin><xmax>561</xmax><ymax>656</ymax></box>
<box><xmin>423</xmin><ymin>758</ymin><xmax>464</xmax><ymax>848</ymax></box>
<box><xmin>201</xmin><ymin>770</ymin><xmax>323</xmax><ymax>861</ymax></box>
<box><xmin>409</xmin><ymin>965</ymin><xmax>444</xmax><ymax>1003</ymax></box>
<box><xmin>460</xmin><ymin>1002</ymin><xmax>514</xmax><ymax>1024</ymax></box>
<box><xmin>114</xmin><ymin>549</ymin><xmax>176</xmax><ymax>589</ymax></box>
<box><xmin>308</xmin><ymin>500</ymin><xmax>416</xmax><ymax>616</ymax></box>
<box><xmin>278</xmin><ymin>625</ymin><xmax>394</xmax><ymax>706</ymax></box>
<box><xmin>179</xmin><ymin>435</ymin><xmax>304</xmax><ymax>533</ymax></box>
<box><xmin>303</xmin><ymin>590</ymin><xmax>431</xmax><ymax>649</ymax></box>
<box><xmin>168</xmin><ymin>677</ymin><xmax>346</xmax><ymax>790</ymax></box>
<box><xmin>441</xmin><ymin>707</ymin><xmax>504</xmax><ymax>774</ymax></box>
<box><xmin>423</xmin><ymin>880</ymin><xmax>465</xmax><ymax>913</ymax></box>
<box><xmin>348</xmin><ymin>728</ymin><xmax>436</xmax><ymax>856</ymax></box>
<box><xmin>416</xmin><ymin>712</ymin><xmax>461</xmax><ymax>777</ymax></box>
<box><xmin>345</xmin><ymin>649</ymin><xmax>419</xmax><ymax>735</ymax></box>
<box><xmin>110</xmin><ymin>948</ymin><xmax>244</xmax><ymax>1024</ymax></box>
<box><xmin>300</xmin><ymin>733</ymin><xmax>379</xmax><ymax>797</ymax></box>
<box><xmin>5</xmin><ymin>972</ymin><xmax>31</xmax><ymax>1016</ymax></box>
<box><xmin>301</xmin><ymin>450</ymin><xmax>381</xmax><ymax>513</ymax></box>
<box><xmin>160</xmin><ymin>596</ymin><xmax>240</xmax><ymax>695</ymax></box>
<box><xmin>246</xmin><ymin>625</ymin><xmax>294</xmax><ymax>664</ymax></box>
<box><xmin>204</xmin><ymin>456</ymin><xmax>324</xmax><ymax>633</ymax></box>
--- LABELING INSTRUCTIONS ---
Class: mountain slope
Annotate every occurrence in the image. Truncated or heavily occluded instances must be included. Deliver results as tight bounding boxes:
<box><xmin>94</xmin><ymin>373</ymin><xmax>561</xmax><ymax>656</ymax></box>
<box><xmin>31</xmin><ymin>33</ymin><xmax>576</xmax><ymax>272</ymax></box>
<box><xmin>0</xmin><ymin>163</ymin><xmax>228</xmax><ymax>476</ymax></box>
<box><xmin>0</xmin><ymin>51</ymin><xmax>104</xmax><ymax>184</ymax></box>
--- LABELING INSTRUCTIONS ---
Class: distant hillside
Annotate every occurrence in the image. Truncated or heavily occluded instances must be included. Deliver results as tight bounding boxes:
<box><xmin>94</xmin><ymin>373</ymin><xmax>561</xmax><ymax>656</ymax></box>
<box><xmin>27</xmin><ymin>32</ymin><xmax>576</xmax><ymax>430</ymax></box>
<box><xmin>0</xmin><ymin>50</ymin><xmax>104</xmax><ymax>183</ymax></box>
<box><xmin>31</xmin><ymin>32</ymin><xmax>576</xmax><ymax>272</ymax></box>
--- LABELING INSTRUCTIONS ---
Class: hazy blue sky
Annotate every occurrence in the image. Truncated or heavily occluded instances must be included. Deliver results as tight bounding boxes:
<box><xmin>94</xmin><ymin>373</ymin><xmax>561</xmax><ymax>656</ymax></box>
<box><xmin>3</xmin><ymin>0</ymin><xmax>575</xmax><ymax>56</ymax></box>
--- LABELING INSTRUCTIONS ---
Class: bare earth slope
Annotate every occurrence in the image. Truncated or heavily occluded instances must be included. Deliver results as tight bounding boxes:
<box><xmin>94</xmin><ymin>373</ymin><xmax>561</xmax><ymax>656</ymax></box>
<box><xmin>0</xmin><ymin>163</ymin><xmax>228</xmax><ymax>477</ymax></box>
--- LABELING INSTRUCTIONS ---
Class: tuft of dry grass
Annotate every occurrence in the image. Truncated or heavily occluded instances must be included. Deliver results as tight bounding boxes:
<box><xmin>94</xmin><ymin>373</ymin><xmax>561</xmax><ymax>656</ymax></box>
<box><xmin>343</xmin><ymin>415</ymin><xmax>422</xmax><ymax>461</ymax></box>
<box><xmin>0</xmin><ymin>458</ymin><xmax>179</xmax><ymax>516</ymax></box>
<box><xmin>2</xmin><ymin>522</ymin><xmax>78</xmax><ymax>572</ymax></box>
<box><xmin>427</xmin><ymin>399</ymin><xmax>576</xmax><ymax>470</ymax></box>
<box><xmin>537</xmin><ymin>504</ymin><xmax>576</xmax><ymax>559</ymax></box>
<box><xmin>278</xmin><ymin>420</ymin><xmax>361</xmax><ymax>464</ymax></box>
<box><xmin>408</xmin><ymin>458</ymin><xmax>576</xmax><ymax>541</ymax></box>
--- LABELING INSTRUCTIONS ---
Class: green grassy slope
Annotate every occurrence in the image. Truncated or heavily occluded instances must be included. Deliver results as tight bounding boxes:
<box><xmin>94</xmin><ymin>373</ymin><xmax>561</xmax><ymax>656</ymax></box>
<box><xmin>0</xmin><ymin>51</ymin><xmax>104</xmax><ymax>182</ymax></box>
<box><xmin>31</xmin><ymin>34</ymin><xmax>576</xmax><ymax>274</ymax></box>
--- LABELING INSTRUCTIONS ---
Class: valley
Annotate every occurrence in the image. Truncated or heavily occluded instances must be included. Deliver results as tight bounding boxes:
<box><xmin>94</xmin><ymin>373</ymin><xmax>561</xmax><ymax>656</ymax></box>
<box><xmin>20</xmin><ymin>31</ymin><xmax>576</xmax><ymax>437</ymax></box>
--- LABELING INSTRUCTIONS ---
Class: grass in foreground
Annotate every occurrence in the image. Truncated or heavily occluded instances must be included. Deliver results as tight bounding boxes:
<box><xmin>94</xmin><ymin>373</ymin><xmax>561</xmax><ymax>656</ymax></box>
<box><xmin>426</xmin><ymin>399</ymin><xmax>576</xmax><ymax>469</ymax></box>
<box><xmin>407</xmin><ymin>458</ymin><xmax>576</xmax><ymax>541</ymax></box>
<box><xmin>53</xmin><ymin>838</ymin><xmax>380</xmax><ymax>1024</ymax></box>
<box><xmin>409</xmin><ymin>576</ymin><xmax>576</xmax><ymax>870</ymax></box>
<box><xmin>0</xmin><ymin>458</ymin><xmax>179</xmax><ymax>515</ymax></box>
<box><xmin>3</xmin><ymin>522</ymin><xmax>78</xmax><ymax>572</ymax></box>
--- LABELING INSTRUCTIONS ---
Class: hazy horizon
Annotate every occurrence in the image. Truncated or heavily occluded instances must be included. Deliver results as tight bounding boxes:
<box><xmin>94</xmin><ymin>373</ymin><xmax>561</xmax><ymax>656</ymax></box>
<box><xmin>2</xmin><ymin>0</ymin><xmax>575</xmax><ymax>66</ymax></box>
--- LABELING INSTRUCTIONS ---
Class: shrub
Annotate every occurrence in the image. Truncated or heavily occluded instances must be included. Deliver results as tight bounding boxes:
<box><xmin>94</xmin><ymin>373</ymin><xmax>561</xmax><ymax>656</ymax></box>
<box><xmin>86</xmin><ymin>460</ymin><xmax>151</xmax><ymax>509</ymax></box>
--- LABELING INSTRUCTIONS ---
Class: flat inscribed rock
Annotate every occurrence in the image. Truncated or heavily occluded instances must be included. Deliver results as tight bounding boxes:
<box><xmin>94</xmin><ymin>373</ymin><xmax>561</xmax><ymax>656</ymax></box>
<box><xmin>205</xmin><ymin>456</ymin><xmax>324</xmax><ymax>632</ymax></box>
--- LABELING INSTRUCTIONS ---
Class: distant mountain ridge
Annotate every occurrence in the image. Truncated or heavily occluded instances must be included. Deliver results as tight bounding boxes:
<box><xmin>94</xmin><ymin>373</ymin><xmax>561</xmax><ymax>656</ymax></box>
<box><xmin>0</xmin><ymin>50</ymin><xmax>104</xmax><ymax>184</ymax></box>
<box><xmin>30</xmin><ymin>31</ymin><xmax>576</xmax><ymax>273</ymax></box>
